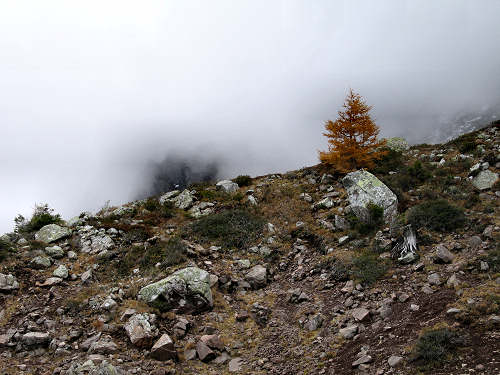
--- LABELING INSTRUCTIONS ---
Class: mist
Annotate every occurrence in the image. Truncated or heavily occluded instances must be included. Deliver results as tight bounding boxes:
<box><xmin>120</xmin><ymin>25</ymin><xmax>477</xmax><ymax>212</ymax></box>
<box><xmin>1</xmin><ymin>0</ymin><xmax>500</xmax><ymax>233</ymax></box>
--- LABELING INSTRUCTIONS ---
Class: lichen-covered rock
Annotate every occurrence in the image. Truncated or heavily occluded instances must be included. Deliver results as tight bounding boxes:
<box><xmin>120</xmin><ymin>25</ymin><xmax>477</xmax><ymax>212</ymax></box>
<box><xmin>35</xmin><ymin>224</ymin><xmax>71</xmax><ymax>243</ymax></box>
<box><xmin>216</xmin><ymin>180</ymin><xmax>239</xmax><ymax>193</ymax></box>
<box><xmin>0</xmin><ymin>273</ymin><xmax>19</xmax><ymax>292</ymax></box>
<box><xmin>188</xmin><ymin>202</ymin><xmax>215</xmax><ymax>218</ymax></box>
<box><xmin>45</xmin><ymin>245</ymin><xmax>64</xmax><ymax>258</ymax></box>
<box><xmin>124</xmin><ymin>313</ymin><xmax>156</xmax><ymax>348</ymax></box>
<box><xmin>342</xmin><ymin>170</ymin><xmax>398</xmax><ymax>224</ymax></box>
<box><xmin>138</xmin><ymin>267</ymin><xmax>213</xmax><ymax>313</ymax></box>
<box><xmin>30</xmin><ymin>256</ymin><xmax>52</xmax><ymax>269</ymax></box>
<box><xmin>384</xmin><ymin>137</ymin><xmax>409</xmax><ymax>152</ymax></box>
<box><xmin>172</xmin><ymin>189</ymin><xmax>195</xmax><ymax>210</ymax></box>
<box><xmin>159</xmin><ymin>190</ymin><xmax>180</xmax><ymax>205</ymax></box>
<box><xmin>471</xmin><ymin>170</ymin><xmax>498</xmax><ymax>190</ymax></box>
<box><xmin>53</xmin><ymin>265</ymin><xmax>69</xmax><ymax>279</ymax></box>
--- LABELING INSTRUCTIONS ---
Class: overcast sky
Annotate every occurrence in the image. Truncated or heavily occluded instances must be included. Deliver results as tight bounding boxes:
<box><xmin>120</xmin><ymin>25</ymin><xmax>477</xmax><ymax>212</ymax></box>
<box><xmin>1</xmin><ymin>0</ymin><xmax>500</xmax><ymax>233</ymax></box>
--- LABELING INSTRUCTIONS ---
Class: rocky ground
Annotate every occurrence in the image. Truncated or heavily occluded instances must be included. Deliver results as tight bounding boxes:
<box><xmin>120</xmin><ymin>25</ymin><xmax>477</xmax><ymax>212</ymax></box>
<box><xmin>0</xmin><ymin>123</ymin><xmax>499</xmax><ymax>375</ymax></box>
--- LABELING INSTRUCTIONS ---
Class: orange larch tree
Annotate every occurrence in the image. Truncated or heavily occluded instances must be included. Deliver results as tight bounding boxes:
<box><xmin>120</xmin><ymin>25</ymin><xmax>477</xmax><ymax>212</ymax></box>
<box><xmin>319</xmin><ymin>89</ymin><xmax>386</xmax><ymax>172</ymax></box>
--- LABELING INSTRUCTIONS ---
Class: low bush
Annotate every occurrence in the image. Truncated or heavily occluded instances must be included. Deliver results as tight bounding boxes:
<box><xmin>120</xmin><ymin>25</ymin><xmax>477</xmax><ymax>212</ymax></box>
<box><xmin>14</xmin><ymin>204</ymin><xmax>62</xmax><ymax>233</ymax></box>
<box><xmin>143</xmin><ymin>198</ymin><xmax>175</xmax><ymax>218</ymax></box>
<box><xmin>116</xmin><ymin>237</ymin><xmax>187</xmax><ymax>276</ymax></box>
<box><xmin>319</xmin><ymin>257</ymin><xmax>350</xmax><ymax>282</ymax></box>
<box><xmin>413</xmin><ymin>328</ymin><xmax>464</xmax><ymax>368</ymax></box>
<box><xmin>482</xmin><ymin>247</ymin><xmax>499</xmax><ymax>273</ymax></box>
<box><xmin>371</xmin><ymin>148</ymin><xmax>405</xmax><ymax>175</ymax></box>
<box><xmin>448</xmin><ymin>132</ymin><xmax>477</xmax><ymax>154</ymax></box>
<box><xmin>122</xmin><ymin>227</ymin><xmax>151</xmax><ymax>244</ymax></box>
<box><xmin>0</xmin><ymin>238</ymin><xmax>13</xmax><ymax>262</ymax></box>
<box><xmin>188</xmin><ymin>209</ymin><xmax>264</xmax><ymax>249</ymax></box>
<box><xmin>351</xmin><ymin>253</ymin><xmax>388</xmax><ymax>285</ymax></box>
<box><xmin>406</xmin><ymin>199</ymin><xmax>466</xmax><ymax>232</ymax></box>
<box><xmin>408</xmin><ymin>161</ymin><xmax>432</xmax><ymax>182</ymax></box>
<box><xmin>232</xmin><ymin>175</ymin><xmax>252</xmax><ymax>187</ymax></box>
<box><xmin>346</xmin><ymin>202</ymin><xmax>384</xmax><ymax>236</ymax></box>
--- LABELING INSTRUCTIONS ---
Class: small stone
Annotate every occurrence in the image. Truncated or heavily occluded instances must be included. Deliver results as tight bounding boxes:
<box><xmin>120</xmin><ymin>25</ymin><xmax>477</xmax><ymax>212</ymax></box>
<box><xmin>236</xmin><ymin>311</ymin><xmax>249</xmax><ymax>322</ymax></box>
<box><xmin>352</xmin><ymin>355</ymin><xmax>372</xmax><ymax>367</ymax></box>
<box><xmin>388</xmin><ymin>355</ymin><xmax>403</xmax><ymax>367</ymax></box>
<box><xmin>229</xmin><ymin>357</ymin><xmax>244</xmax><ymax>372</ymax></box>
<box><xmin>427</xmin><ymin>273</ymin><xmax>441</xmax><ymax>286</ymax></box>
<box><xmin>447</xmin><ymin>274</ymin><xmax>460</xmax><ymax>288</ymax></box>
<box><xmin>351</xmin><ymin>308</ymin><xmax>370</xmax><ymax>322</ymax></box>
<box><xmin>53</xmin><ymin>265</ymin><xmax>69</xmax><ymax>279</ymax></box>
<box><xmin>81</xmin><ymin>269</ymin><xmax>92</xmax><ymax>284</ymax></box>
<box><xmin>339</xmin><ymin>325</ymin><xmax>358</xmax><ymax>339</ymax></box>
<box><xmin>410</xmin><ymin>304</ymin><xmax>420</xmax><ymax>311</ymax></box>
<box><xmin>196</xmin><ymin>341</ymin><xmax>216</xmax><ymax>362</ymax></box>
<box><xmin>150</xmin><ymin>334</ymin><xmax>177</xmax><ymax>361</ymax></box>
<box><xmin>480</xmin><ymin>261</ymin><xmax>489</xmax><ymax>271</ymax></box>
<box><xmin>338</xmin><ymin>235</ymin><xmax>350</xmax><ymax>245</ymax></box>
<box><xmin>31</xmin><ymin>256</ymin><xmax>52</xmax><ymax>269</ymax></box>
<box><xmin>124</xmin><ymin>314</ymin><xmax>155</xmax><ymax>348</ymax></box>
<box><xmin>446</xmin><ymin>308</ymin><xmax>461</xmax><ymax>315</ymax></box>
<box><xmin>45</xmin><ymin>245</ymin><xmax>65</xmax><ymax>258</ymax></box>
<box><xmin>434</xmin><ymin>244</ymin><xmax>454</xmax><ymax>264</ymax></box>
<box><xmin>200</xmin><ymin>334</ymin><xmax>225</xmax><ymax>351</ymax></box>
<box><xmin>245</xmin><ymin>265</ymin><xmax>267</xmax><ymax>289</ymax></box>
<box><xmin>100</xmin><ymin>297</ymin><xmax>117</xmax><ymax>311</ymax></box>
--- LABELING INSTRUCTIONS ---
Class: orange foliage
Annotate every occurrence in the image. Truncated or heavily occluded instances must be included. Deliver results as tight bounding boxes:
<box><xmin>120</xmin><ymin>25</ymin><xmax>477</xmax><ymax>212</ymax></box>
<box><xmin>319</xmin><ymin>89</ymin><xmax>386</xmax><ymax>172</ymax></box>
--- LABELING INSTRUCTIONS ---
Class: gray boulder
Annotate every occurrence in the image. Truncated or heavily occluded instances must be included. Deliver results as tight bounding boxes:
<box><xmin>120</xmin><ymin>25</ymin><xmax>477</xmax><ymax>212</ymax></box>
<box><xmin>471</xmin><ymin>170</ymin><xmax>498</xmax><ymax>190</ymax></box>
<box><xmin>0</xmin><ymin>273</ymin><xmax>19</xmax><ymax>292</ymax></box>
<box><xmin>150</xmin><ymin>333</ymin><xmax>177</xmax><ymax>361</ymax></box>
<box><xmin>21</xmin><ymin>332</ymin><xmax>51</xmax><ymax>346</ymax></box>
<box><xmin>35</xmin><ymin>224</ymin><xmax>71</xmax><ymax>243</ymax></box>
<box><xmin>53</xmin><ymin>265</ymin><xmax>69</xmax><ymax>279</ymax></box>
<box><xmin>188</xmin><ymin>202</ymin><xmax>215</xmax><ymax>218</ymax></box>
<box><xmin>245</xmin><ymin>265</ymin><xmax>267</xmax><ymax>289</ymax></box>
<box><xmin>45</xmin><ymin>245</ymin><xmax>64</xmax><ymax>258</ymax></box>
<box><xmin>342</xmin><ymin>170</ymin><xmax>398</xmax><ymax>224</ymax></box>
<box><xmin>216</xmin><ymin>180</ymin><xmax>239</xmax><ymax>193</ymax></box>
<box><xmin>159</xmin><ymin>190</ymin><xmax>180</xmax><ymax>205</ymax></box>
<box><xmin>31</xmin><ymin>256</ymin><xmax>52</xmax><ymax>269</ymax></box>
<box><xmin>172</xmin><ymin>189</ymin><xmax>195</xmax><ymax>210</ymax></box>
<box><xmin>124</xmin><ymin>313</ymin><xmax>156</xmax><ymax>348</ymax></box>
<box><xmin>434</xmin><ymin>244</ymin><xmax>455</xmax><ymax>264</ymax></box>
<box><xmin>384</xmin><ymin>137</ymin><xmax>409</xmax><ymax>152</ymax></box>
<box><xmin>138</xmin><ymin>267</ymin><xmax>213</xmax><ymax>313</ymax></box>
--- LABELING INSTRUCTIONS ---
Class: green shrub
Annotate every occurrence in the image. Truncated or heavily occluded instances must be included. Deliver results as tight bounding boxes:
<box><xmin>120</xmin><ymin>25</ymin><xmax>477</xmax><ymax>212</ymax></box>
<box><xmin>351</xmin><ymin>253</ymin><xmax>388</xmax><ymax>285</ymax></box>
<box><xmin>0</xmin><ymin>238</ymin><xmax>13</xmax><ymax>262</ymax></box>
<box><xmin>413</xmin><ymin>328</ymin><xmax>463</xmax><ymax>368</ymax></box>
<box><xmin>188</xmin><ymin>209</ymin><xmax>264</xmax><ymax>249</ymax></box>
<box><xmin>232</xmin><ymin>175</ymin><xmax>252</xmax><ymax>187</ymax></box>
<box><xmin>162</xmin><ymin>237</ymin><xmax>188</xmax><ymax>266</ymax></box>
<box><xmin>15</xmin><ymin>204</ymin><xmax>62</xmax><ymax>233</ymax></box>
<box><xmin>408</xmin><ymin>161</ymin><xmax>432</xmax><ymax>182</ymax></box>
<box><xmin>407</xmin><ymin>199</ymin><xmax>466</xmax><ymax>232</ymax></box>
<box><xmin>449</xmin><ymin>133</ymin><xmax>477</xmax><ymax>153</ymax></box>
<box><xmin>143</xmin><ymin>198</ymin><xmax>175</xmax><ymax>218</ymax></box>
<box><xmin>346</xmin><ymin>203</ymin><xmax>384</xmax><ymax>236</ymax></box>
<box><xmin>319</xmin><ymin>257</ymin><xmax>350</xmax><ymax>282</ymax></box>
<box><xmin>144</xmin><ymin>197</ymin><xmax>160</xmax><ymax>211</ymax></box>
<box><xmin>371</xmin><ymin>148</ymin><xmax>405</xmax><ymax>175</ymax></box>
<box><xmin>122</xmin><ymin>227</ymin><xmax>150</xmax><ymax>243</ymax></box>
<box><xmin>482</xmin><ymin>247</ymin><xmax>499</xmax><ymax>273</ymax></box>
<box><xmin>116</xmin><ymin>237</ymin><xmax>187</xmax><ymax>276</ymax></box>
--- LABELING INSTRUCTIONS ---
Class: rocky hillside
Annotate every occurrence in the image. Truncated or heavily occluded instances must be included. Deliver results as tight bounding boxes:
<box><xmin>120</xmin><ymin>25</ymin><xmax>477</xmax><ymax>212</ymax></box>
<box><xmin>0</xmin><ymin>123</ymin><xmax>499</xmax><ymax>375</ymax></box>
